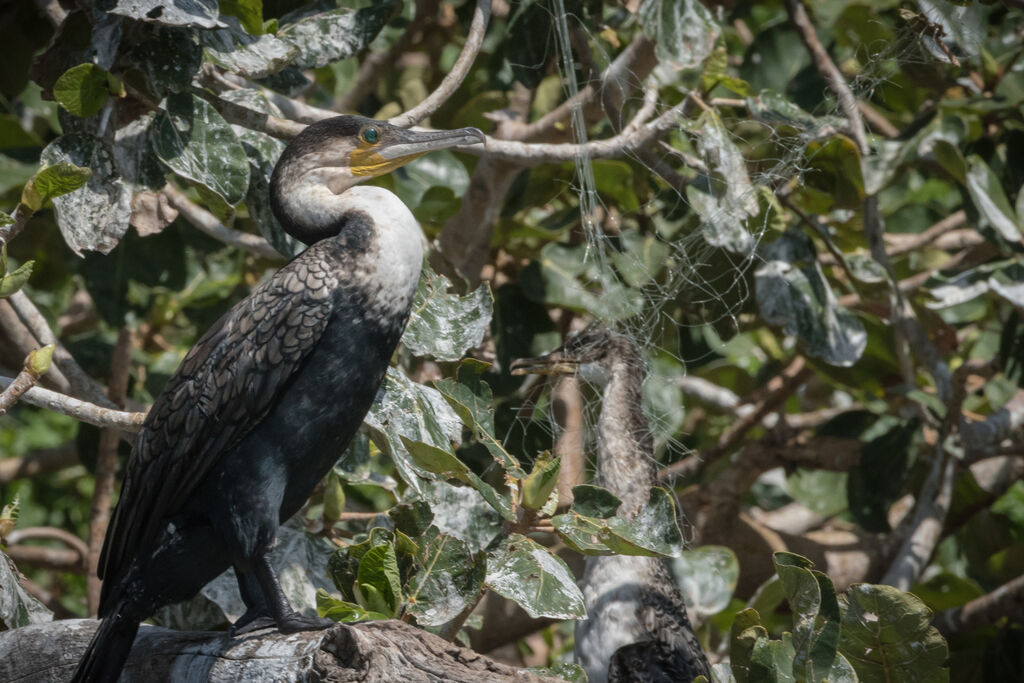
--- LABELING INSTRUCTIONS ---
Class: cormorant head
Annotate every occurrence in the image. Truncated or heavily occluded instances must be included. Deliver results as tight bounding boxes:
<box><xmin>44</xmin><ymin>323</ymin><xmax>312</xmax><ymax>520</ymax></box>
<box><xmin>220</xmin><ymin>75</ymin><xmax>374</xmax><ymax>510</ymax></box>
<box><xmin>510</xmin><ymin>324</ymin><xmax>641</xmax><ymax>384</ymax></box>
<box><xmin>270</xmin><ymin>115</ymin><xmax>484</xmax><ymax>245</ymax></box>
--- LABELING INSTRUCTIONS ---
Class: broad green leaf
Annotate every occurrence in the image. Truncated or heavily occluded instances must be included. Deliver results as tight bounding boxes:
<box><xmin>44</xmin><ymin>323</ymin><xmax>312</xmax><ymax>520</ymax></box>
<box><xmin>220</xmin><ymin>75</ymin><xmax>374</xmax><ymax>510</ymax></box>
<box><xmin>40</xmin><ymin>136</ymin><xmax>129</xmax><ymax>255</ymax></box>
<box><xmin>433</xmin><ymin>375</ymin><xmax>525</xmax><ymax>479</ymax></box>
<box><xmin>22</xmin><ymin>160</ymin><xmax>92</xmax><ymax>211</ymax></box>
<box><xmin>317</xmin><ymin>589</ymin><xmax>389</xmax><ymax>623</ymax></box>
<box><xmin>839</xmin><ymin>584</ymin><xmax>949</xmax><ymax>682</ymax></box>
<box><xmin>571</xmin><ymin>485</ymin><xmax>622</xmax><ymax>519</ymax></box>
<box><xmin>674</xmin><ymin>546</ymin><xmax>740</xmax><ymax>618</ymax></box>
<box><xmin>521</xmin><ymin>452</ymin><xmax>561</xmax><ymax>511</ymax></box>
<box><xmin>280</xmin><ymin>3</ymin><xmax>396</xmax><ymax>69</ymax></box>
<box><xmin>107</xmin><ymin>0</ymin><xmax>225</xmax><ymax>28</ymax></box>
<box><xmin>202</xmin><ymin>16</ymin><xmax>298</xmax><ymax>79</ymax></box>
<box><xmin>485</xmin><ymin>534</ymin><xmax>585</xmax><ymax>620</ymax></box>
<box><xmin>364</xmin><ymin>367</ymin><xmax>463</xmax><ymax>496</ymax></box>
<box><xmin>220</xmin><ymin>0</ymin><xmax>263</xmax><ymax>34</ymax></box>
<box><xmin>130</xmin><ymin>26</ymin><xmax>204</xmax><ymax>94</ymax></box>
<box><xmin>405</xmin><ymin>265</ymin><xmax>493</xmax><ymax>362</ymax></box>
<box><xmin>636</xmin><ymin>0</ymin><xmax>719</xmax><ymax>69</ymax></box>
<box><xmin>801</xmin><ymin>135</ymin><xmax>865</xmax><ymax>211</ymax></box>
<box><xmin>403</xmin><ymin>527</ymin><xmax>486</xmax><ymax>626</ymax></box>
<box><xmin>0</xmin><ymin>550</ymin><xmax>52</xmax><ymax>629</ymax></box>
<box><xmin>611</xmin><ymin>229</ymin><xmax>669</xmax><ymax>288</ymax></box>
<box><xmin>322</xmin><ymin>470</ymin><xmax>345</xmax><ymax>525</ymax></box>
<box><xmin>357</xmin><ymin>543</ymin><xmax>402</xmax><ymax>616</ymax></box>
<box><xmin>844</xmin><ymin>253</ymin><xmax>888</xmax><ymax>284</ymax></box>
<box><xmin>788</xmin><ymin>469</ymin><xmax>848</xmax><ymax>518</ymax></box>
<box><xmin>152</xmin><ymin>93</ymin><xmax>250</xmax><ymax>206</ymax></box>
<box><xmin>53</xmin><ymin>64</ymin><xmax>110</xmax><ymax>118</ymax></box>
<box><xmin>401</xmin><ymin>437</ymin><xmax>514</xmax><ymax>520</ymax></box>
<box><xmin>389</xmin><ymin>501</ymin><xmax>434</xmax><ymax>538</ymax></box>
<box><xmin>606</xmin><ymin>487</ymin><xmax>684</xmax><ymax>558</ymax></box>
<box><xmin>773</xmin><ymin>553</ymin><xmax>841</xmax><ymax>683</ymax></box>
<box><xmin>422</xmin><ymin>480</ymin><xmax>503</xmax><ymax>553</ymax></box>
<box><xmin>965</xmin><ymin>155</ymin><xmax>1023</xmax><ymax>241</ymax></box>
<box><xmin>327</xmin><ymin>527</ymin><xmax>394</xmax><ymax>603</ymax></box>
<box><xmin>755</xmin><ymin>230</ymin><xmax>866</xmax><ymax>366</ymax></box>
<box><xmin>114</xmin><ymin>113</ymin><xmax>169</xmax><ymax>190</ymax></box>
<box><xmin>730</xmin><ymin>608</ymin><xmax>769</xmax><ymax>683</ymax></box>
<box><xmin>0</xmin><ymin>260</ymin><xmax>34</xmax><ymax>298</ymax></box>
<box><xmin>393</xmin><ymin>150</ymin><xmax>471</xmax><ymax>209</ymax></box>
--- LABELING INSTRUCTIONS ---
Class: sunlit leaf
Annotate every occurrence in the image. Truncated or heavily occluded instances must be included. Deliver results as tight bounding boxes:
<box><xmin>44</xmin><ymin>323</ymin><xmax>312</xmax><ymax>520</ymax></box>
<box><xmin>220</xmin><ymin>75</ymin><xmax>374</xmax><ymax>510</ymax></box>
<box><xmin>405</xmin><ymin>265</ymin><xmax>493</xmax><ymax>362</ymax></box>
<box><xmin>202</xmin><ymin>16</ymin><xmax>298</xmax><ymax>79</ymax></box>
<box><xmin>317</xmin><ymin>589</ymin><xmax>389</xmax><ymax>623</ymax></box>
<box><xmin>280</xmin><ymin>3</ymin><xmax>396</xmax><ymax>69</ymax></box>
<box><xmin>485</xmin><ymin>534</ymin><xmax>585</xmax><ymax>620</ymax></box>
<box><xmin>965</xmin><ymin>155</ymin><xmax>1023</xmax><ymax>242</ymax></box>
<box><xmin>107</xmin><ymin>0</ymin><xmax>225</xmax><ymax>28</ymax></box>
<box><xmin>53</xmin><ymin>64</ymin><xmax>111</xmax><ymax>118</ymax></box>
<box><xmin>404</xmin><ymin>526</ymin><xmax>485</xmax><ymax>626</ymax></box>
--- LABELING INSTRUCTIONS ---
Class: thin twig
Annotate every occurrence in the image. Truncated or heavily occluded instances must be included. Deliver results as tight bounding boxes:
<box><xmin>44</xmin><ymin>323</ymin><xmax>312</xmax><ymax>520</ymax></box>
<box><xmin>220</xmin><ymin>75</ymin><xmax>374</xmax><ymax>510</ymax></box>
<box><xmin>388</xmin><ymin>0</ymin><xmax>491</xmax><ymax>128</ymax></box>
<box><xmin>936</xmin><ymin>573</ymin><xmax>1024</xmax><ymax>635</ymax></box>
<box><xmin>0</xmin><ymin>204</ymin><xmax>35</xmax><ymax>247</ymax></box>
<box><xmin>163</xmin><ymin>185</ymin><xmax>283</xmax><ymax>260</ymax></box>
<box><xmin>0</xmin><ymin>376</ymin><xmax>146</xmax><ymax>431</ymax></box>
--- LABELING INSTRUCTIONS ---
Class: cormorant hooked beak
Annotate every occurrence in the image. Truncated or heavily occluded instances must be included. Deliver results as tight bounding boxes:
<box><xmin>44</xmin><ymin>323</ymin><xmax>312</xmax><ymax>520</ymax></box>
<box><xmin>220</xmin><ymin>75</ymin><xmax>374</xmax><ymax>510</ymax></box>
<box><xmin>510</xmin><ymin>350</ymin><xmax>579</xmax><ymax>377</ymax></box>
<box><xmin>348</xmin><ymin>123</ymin><xmax>485</xmax><ymax>178</ymax></box>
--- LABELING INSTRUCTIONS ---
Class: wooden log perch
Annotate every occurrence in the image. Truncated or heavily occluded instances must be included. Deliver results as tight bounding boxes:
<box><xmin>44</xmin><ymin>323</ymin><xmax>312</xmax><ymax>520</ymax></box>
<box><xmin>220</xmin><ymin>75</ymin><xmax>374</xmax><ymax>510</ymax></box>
<box><xmin>0</xmin><ymin>618</ymin><xmax>557</xmax><ymax>682</ymax></box>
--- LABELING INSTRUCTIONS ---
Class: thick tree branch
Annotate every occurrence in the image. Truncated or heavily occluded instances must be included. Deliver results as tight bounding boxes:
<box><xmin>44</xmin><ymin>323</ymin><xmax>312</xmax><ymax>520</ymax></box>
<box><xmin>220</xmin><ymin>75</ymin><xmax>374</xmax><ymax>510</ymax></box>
<box><xmin>0</xmin><ymin>204</ymin><xmax>35</xmax><ymax>247</ymax></box>
<box><xmin>936</xmin><ymin>573</ymin><xmax>1024</xmax><ymax>636</ymax></box>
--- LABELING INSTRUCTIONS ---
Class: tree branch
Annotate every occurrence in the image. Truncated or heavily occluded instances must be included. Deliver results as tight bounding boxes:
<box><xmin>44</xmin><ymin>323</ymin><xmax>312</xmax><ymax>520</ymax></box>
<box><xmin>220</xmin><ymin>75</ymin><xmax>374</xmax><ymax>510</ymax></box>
<box><xmin>936</xmin><ymin>573</ymin><xmax>1024</xmax><ymax>636</ymax></box>
<box><xmin>0</xmin><ymin>376</ymin><xmax>146</xmax><ymax>431</ymax></box>
<box><xmin>388</xmin><ymin>0</ymin><xmax>491</xmax><ymax>128</ymax></box>
<box><xmin>0</xmin><ymin>442</ymin><xmax>78</xmax><ymax>483</ymax></box>
<box><xmin>0</xmin><ymin>204</ymin><xmax>36</xmax><ymax>247</ymax></box>
<box><xmin>163</xmin><ymin>185</ymin><xmax>283</xmax><ymax>260</ymax></box>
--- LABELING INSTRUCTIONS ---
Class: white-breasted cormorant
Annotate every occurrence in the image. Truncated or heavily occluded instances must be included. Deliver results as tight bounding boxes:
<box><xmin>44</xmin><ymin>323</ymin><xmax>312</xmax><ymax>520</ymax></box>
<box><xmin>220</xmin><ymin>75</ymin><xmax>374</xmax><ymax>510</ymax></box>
<box><xmin>512</xmin><ymin>326</ymin><xmax>711</xmax><ymax>683</ymax></box>
<box><xmin>72</xmin><ymin>116</ymin><xmax>484</xmax><ymax>682</ymax></box>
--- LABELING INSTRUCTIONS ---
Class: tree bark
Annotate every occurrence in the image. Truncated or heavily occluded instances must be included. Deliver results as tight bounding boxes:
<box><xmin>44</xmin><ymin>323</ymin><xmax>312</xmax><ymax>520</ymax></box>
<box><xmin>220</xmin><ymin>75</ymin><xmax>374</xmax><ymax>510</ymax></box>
<box><xmin>0</xmin><ymin>619</ymin><xmax>560</xmax><ymax>682</ymax></box>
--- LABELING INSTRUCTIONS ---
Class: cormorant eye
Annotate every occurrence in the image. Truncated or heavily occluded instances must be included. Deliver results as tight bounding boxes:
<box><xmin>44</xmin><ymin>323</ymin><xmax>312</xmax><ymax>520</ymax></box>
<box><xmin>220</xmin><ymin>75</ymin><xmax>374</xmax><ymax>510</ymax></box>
<box><xmin>362</xmin><ymin>128</ymin><xmax>379</xmax><ymax>144</ymax></box>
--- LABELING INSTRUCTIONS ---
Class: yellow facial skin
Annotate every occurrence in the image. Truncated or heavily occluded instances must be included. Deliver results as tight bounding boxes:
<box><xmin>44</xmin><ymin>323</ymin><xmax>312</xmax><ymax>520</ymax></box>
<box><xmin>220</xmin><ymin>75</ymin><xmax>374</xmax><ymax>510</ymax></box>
<box><xmin>349</xmin><ymin>142</ymin><xmax>425</xmax><ymax>177</ymax></box>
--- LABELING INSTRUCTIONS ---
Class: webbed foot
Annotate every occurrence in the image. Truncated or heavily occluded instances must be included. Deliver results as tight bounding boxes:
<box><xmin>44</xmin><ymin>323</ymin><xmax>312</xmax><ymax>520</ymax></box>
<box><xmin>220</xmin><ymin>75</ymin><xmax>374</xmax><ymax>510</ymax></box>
<box><xmin>230</xmin><ymin>610</ymin><xmax>277</xmax><ymax>636</ymax></box>
<box><xmin>276</xmin><ymin>611</ymin><xmax>335</xmax><ymax>634</ymax></box>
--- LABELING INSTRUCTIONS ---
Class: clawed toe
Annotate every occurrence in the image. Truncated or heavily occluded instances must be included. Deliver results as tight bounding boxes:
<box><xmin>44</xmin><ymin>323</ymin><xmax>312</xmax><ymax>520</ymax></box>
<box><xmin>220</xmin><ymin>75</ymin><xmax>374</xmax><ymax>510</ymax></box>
<box><xmin>276</xmin><ymin>612</ymin><xmax>335</xmax><ymax>634</ymax></box>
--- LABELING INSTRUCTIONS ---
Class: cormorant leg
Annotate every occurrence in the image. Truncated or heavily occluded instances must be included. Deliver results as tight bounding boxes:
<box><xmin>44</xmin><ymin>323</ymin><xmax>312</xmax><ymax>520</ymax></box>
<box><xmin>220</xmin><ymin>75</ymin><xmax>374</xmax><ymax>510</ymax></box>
<box><xmin>230</xmin><ymin>567</ymin><xmax>276</xmax><ymax>635</ymax></box>
<box><xmin>253</xmin><ymin>553</ymin><xmax>334</xmax><ymax>633</ymax></box>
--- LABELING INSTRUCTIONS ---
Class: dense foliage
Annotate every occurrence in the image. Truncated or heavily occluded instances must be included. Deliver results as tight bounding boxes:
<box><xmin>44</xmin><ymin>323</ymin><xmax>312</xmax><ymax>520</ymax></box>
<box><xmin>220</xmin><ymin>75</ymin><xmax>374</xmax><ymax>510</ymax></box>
<box><xmin>1</xmin><ymin>0</ymin><xmax>1023</xmax><ymax>681</ymax></box>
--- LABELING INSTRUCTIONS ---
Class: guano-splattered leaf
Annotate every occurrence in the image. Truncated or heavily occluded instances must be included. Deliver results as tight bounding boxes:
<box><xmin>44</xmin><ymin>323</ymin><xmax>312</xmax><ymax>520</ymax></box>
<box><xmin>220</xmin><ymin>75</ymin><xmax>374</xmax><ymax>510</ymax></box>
<box><xmin>40</xmin><ymin>136</ymin><xmax>130</xmax><ymax>255</ymax></box>
<box><xmin>404</xmin><ymin>527</ymin><xmax>485</xmax><ymax>626</ymax></box>
<box><xmin>401</xmin><ymin>437</ymin><xmax>514</xmax><ymax>520</ymax></box>
<box><xmin>839</xmin><ymin>584</ymin><xmax>949</xmax><ymax>683</ymax></box>
<box><xmin>0</xmin><ymin>550</ymin><xmax>52</xmax><ymax>629</ymax></box>
<box><xmin>636</xmin><ymin>0</ymin><xmax>719</xmax><ymax>69</ymax></box>
<box><xmin>280</xmin><ymin>3</ymin><xmax>396</xmax><ymax>69</ymax></box>
<box><xmin>404</xmin><ymin>266</ymin><xmax>493</xmax><ymax>362</ymax></box>
<box><xmin>152</xmin><ymin>92</ymin><xmax>250</xmax><ymax>206</ymax></box>
<box><xmin>755</xmin><ymin>230</ymin><xmax>866</xmax><ymax>366</ymax></box>
<box><xmin>606</xmin><ymin>487</ymin><xmax>684</xmax><ymax>558</ymax></box>
<box><xmin>107</xmin><ymin>0</ymin><xmax>226</xmax><ymax>28</ymax></box>
<box><xmin>53</xmin><ymin>64</ymin><xmax>111</xmax><ymax>118</ymax></box>
<box><xmin>485</xmin><ymin>534</ymin><xmax>585</xmax><ymax>620</ymax></box>
<box><xmin>965</xmin><ymin>155</ymin><xmax>1023</xmax><ymax>242</ymax></box>
<box><xmin>364</xmin><ymin>367</ymin><xmax>463</xmax><ymax>495</ymax></box>
<box><xmin>202</xmin><ymin>16</ymin><xmax>298</xmax><ymax>79</ymax></box>
<box><xmin>130</xmin><ymin>26</ymin><xmax>203</xmax><ymax>95</ymax></box>
<box><xmin>433</xmin><ymin>375</ymin><xmax>525</xmax><ymax>479</ymax></box>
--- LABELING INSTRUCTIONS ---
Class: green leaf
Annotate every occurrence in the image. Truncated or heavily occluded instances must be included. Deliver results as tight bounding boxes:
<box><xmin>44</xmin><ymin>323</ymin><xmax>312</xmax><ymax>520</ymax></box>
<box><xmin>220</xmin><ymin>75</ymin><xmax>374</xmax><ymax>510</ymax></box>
<box><xmin>485</xmin><ymin>534</ymin><xmax>585</xmax><ymax>620</ymax></box>
<box><xmin>746</xmin><ymin>90</ymin><xmax>845</xmax><ymax>140</ymax></box>
<box><xmin>848</xmin><ymin>419</ymin><xmax>918</xmax><ymax>532</ymax></box>
<box><xmin>965</xmin><ymin>155</ymin><xmax>1023</xmax><ymax>242</ymax></box>
<box><xmin>327</xmin><ymin>527</ymin><xmax>395</xmax><ymax>603</ymax></box>
<box><xmin>152</xmin><ymin>93</ymin><xmax>250</xmax><ymax>206</ymax></box>
<box><xmin>773</xmin><ymin>553</ymin><xmax>842</xmax><ymax>683</ymax></box>
<box><xmin>364</xmin><ymin>367</ymin><xmax>463</xmax><ymax>496</ymax></box>
<box><xmin>755</xmin><ymin>230</ymin><xmax>866</xmax><ymax>367</ymax></box>
<box><xmin>571</xmin><ymin>485</ymin><xmax>622</xmax><ymax>519</ymax></box>
<box><xmin>53</xmin><ymin>64</ymin><xmax>111</xmax><ymax>118</ymax></box>
<box><xmin>0</xmin><ymin>260</ymin><xmax>34</xmax><ymax>298</ymax></box>
<box><xmin>404</xmin><ymin>527</ymin><xmax>486</xmax><ymax>626</ymax></box>
<box><xmin>521</xmin><ymin>452</ymin><xmax>561</xmax><ymax>511</ymax></box>
<box><xmin>673</xmin><ymin>546</ymin><xmax>739</xmax><ymax>618</ymax></box>
<box><xmin>0</xmin><ymin>549</ymin><xmax>53</xmax><ymax>629</ymax></box>
<box><xmin>40</xmin><ymin>136</ymin><xmax>129</xmax><ymax>255</ymax></box>
<box><xmin>839</xmin><ymin>584</ymin><xmax>949</xmax><ymax>682</ymax></box>
<box><xmin>316</xmin><ymin>589</ymin><xmax>389</xmax><ymax>623</ymax></box>
<box><xmin>636</xmin><ymin>0</ymin><xmax>719</xmax><ymax>69</ymax></box>
<box><xmin>389</xmin><ymin>501</ymin><xmax>434</xmax><ymax>538</ymax></box>
<box><xmin>606</xmin><ymin>487</ymin><xmax>684</xmax><ymax>558</ymax></box>
<box><xmin>433</xmin><ymin>375</ymin><xmax>525</xmax><ymax>479</ymax></box>
<box><xmin>280</xmin><ymin>3</ymin><xmax>397</xmax><ymax>70</ymax></box>
<box><xmin>730</xmin><ymin>608</ymin><xmax>769</xmax><ymax>683</ymax></box>
<box><xmin>404</xmin><ymin>265</ymin><xmax>493</xmax><ymax>362</ymax></box>
<box><xmin>28</xmin><ymin>344</ymin><xmax>54</xmax><ymax>376</ymax></box>
<box><xmin>357</xmin><ymin>543</ymin><xmax>402</xmax><ymax>617</ymax></box>
<box><xmin>401</xmin><ymin>437</ymin><xmax>514</xmax><ymax>520</ymax></box>
<box><xmin>393</xmin><ymin>150</ymin><xmax>471</xmax><ymax>210</ymax></box>
<box><xmin>219</xmin><ymin>0</ymin><xmax>263</xmax><ymax>35</ymax></box>
<box><xmin>130</xmin><ymin>26</ymin><xmax>204</xmax><ymax>95</ymax></box>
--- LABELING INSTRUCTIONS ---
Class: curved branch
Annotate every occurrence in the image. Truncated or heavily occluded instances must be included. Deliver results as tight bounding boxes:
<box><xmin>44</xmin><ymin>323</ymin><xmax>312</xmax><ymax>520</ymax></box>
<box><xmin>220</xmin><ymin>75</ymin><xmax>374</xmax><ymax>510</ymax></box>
<box><xmin>388</xmin><ymin>0</ymin><xmax>491</xmax><ymax>128</ymax></box>
<box><xmin>936</xmin><ymin>572</ymin><xmax>1024</xmax><ymax>636</ymax></box>
<box><xmin>0</xmin><ymin>376</ymin><xmax>146</xmax><ymax>432</ymax></box>
<box><xmin>163</xmin><ymin>185</ymin><xmax>283</xmax><ymax>260</ymax></box>
<box><xmin>7</xmin><ymin>526</ymin><xmax>89</xmax><ymax>565</ymax></box>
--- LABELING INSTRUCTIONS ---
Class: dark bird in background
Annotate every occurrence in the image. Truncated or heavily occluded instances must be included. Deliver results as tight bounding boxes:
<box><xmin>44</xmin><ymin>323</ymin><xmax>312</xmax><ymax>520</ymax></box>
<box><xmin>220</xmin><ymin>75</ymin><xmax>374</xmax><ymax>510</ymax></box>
<box><xmin>512</xmin><ymin>326</ymin><xmax>711</xmax><ymax>683</ymax></box>
<box><xmin>72</xmin><ymin>116</ymin><xmax>484</xmax><ymax>682</ymax></box>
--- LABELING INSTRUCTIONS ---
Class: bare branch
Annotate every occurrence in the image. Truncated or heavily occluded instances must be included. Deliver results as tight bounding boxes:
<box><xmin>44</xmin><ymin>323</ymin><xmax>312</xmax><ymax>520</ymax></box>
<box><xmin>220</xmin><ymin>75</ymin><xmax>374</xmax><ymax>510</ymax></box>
<box><xmin>0</xmin><ymin>376</ymin><xmax>146</xmax><ymax>431</ymax></box>
<box><xmin>191</xmin><ymin>86</ymin><xmax>305</xmax><ymax>140</ymax></box>
<box><xmin>0</xmin><ymin>346</ymin><xmax>51</xmax><ymax>416</ymax></box>
<box><xmin>163</xmin><ymin>185</ymin><xmax>284</xmax><ymax>260</ymax></box>
<box><xmin>5</xmin><ymin>544</ymin><xmax>84</xmax><ymax>573</ymax></box>
<box><xmin>388</xmin><ymin>0</ymin><xmax>491</xmax><ymax>128</ymax></box>
<box><xmin>7</xmin><ymin>526</ymin><xmax>89</xmax><ymax>565</ymax></box>
<box><xmin>0</xmin><ymin>204</ymin><xmax>35</xmax><ymax>247</ymax></box>
<box><xmin>936</xmin><ymin>572</ymin><xmax>1024</xmax><ymax>636</ymax></box>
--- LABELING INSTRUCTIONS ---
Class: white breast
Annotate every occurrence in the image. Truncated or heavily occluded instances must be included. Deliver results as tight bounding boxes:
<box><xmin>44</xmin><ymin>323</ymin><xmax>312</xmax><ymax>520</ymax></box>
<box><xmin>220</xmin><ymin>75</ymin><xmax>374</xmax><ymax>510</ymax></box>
<box><xmin>575</xmin><ymin>555</ymin><xmax>650</xmax><ymax>683</ymax></box>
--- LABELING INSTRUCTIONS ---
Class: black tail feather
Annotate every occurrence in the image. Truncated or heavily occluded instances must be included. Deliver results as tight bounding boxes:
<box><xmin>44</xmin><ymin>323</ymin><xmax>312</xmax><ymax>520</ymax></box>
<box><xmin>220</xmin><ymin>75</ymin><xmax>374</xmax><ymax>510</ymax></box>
<box><xmin>71</xmin><ymin>612</ymin><xmax>140</xmax><ymax>683</ymax></box>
